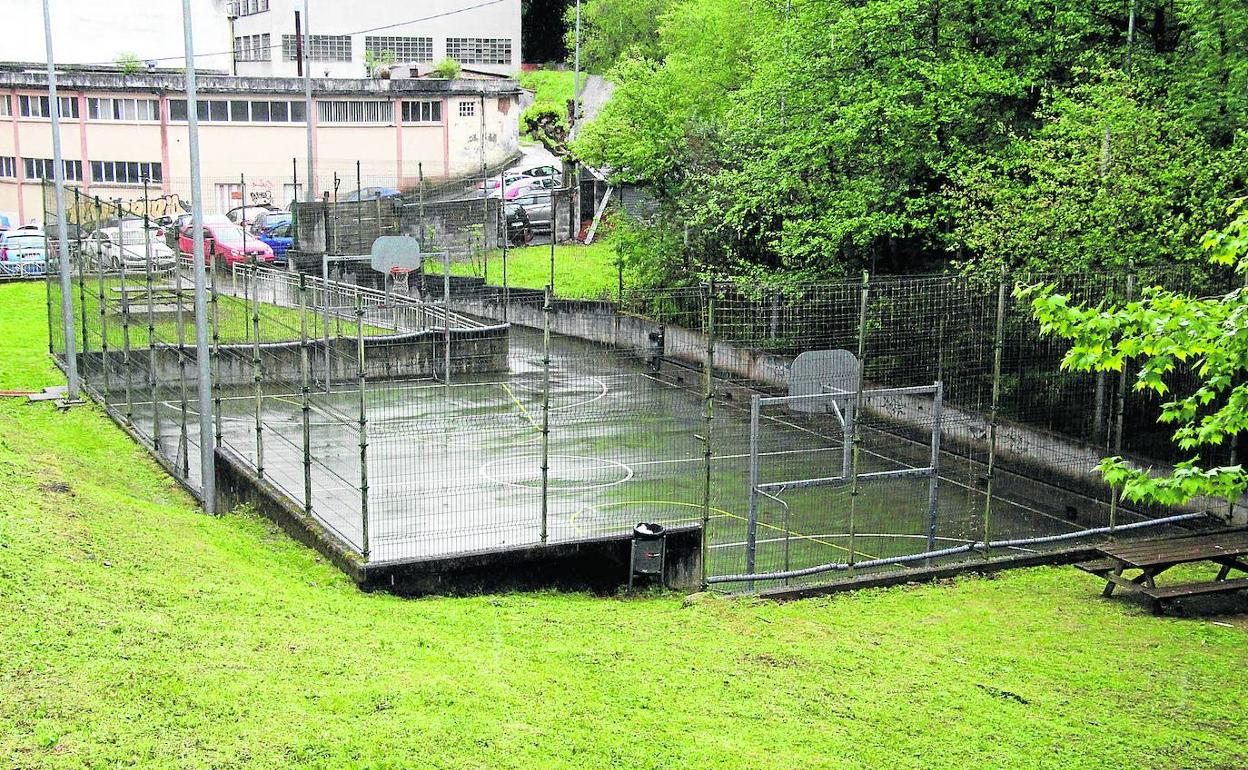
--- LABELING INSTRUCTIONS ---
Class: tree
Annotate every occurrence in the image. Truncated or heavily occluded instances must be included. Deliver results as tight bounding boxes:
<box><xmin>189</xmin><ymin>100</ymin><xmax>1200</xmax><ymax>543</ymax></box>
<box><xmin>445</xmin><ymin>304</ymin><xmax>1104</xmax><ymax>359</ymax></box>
<box><xmin>564</xmin><ymin>0</ymin><xmax>673</xmax><ymax>72</ymax></box>
<box><xmin>1022</xmin><ymin>201</ymin><xmax>1248</xmax><ymax>507</ymax></box>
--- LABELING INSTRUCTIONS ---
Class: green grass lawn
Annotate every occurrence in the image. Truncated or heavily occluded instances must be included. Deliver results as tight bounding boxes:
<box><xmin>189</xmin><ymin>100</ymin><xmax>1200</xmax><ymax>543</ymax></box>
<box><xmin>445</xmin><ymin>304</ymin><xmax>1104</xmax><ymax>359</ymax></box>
<box><xmin>426</xmin><ymin>240</ymin><xmax>622</xmax><ymax>300</ymax></box>
<box><xmin>4</xmin><ymin>280</ymin><xmax>1248</xmax><ymax>769</ymax></box>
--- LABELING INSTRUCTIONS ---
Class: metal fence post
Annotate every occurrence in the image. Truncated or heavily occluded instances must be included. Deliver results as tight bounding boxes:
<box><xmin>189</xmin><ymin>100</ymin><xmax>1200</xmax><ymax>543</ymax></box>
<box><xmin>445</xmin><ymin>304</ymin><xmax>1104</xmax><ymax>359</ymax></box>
<box><xmin>983</xmin><ymin>267</ymin><xmax>1007</xmax><ymax>553</ymax></box>
<box><xmin>43</xmin><ymin>181</ymin><xmax>54</xmax><ymax>357</ymax></box>
<box><xmin>117</xmin><ymin>199</ymin><xmax>134</xmax><ymax>426</ymax></box>
<box><xmin>251</xmin><ymin>262</ymin><xmax>265</xmax><ymax>479</ymax></box>
<box><xmin>1113</xmin><ymin>272</ymin><xmax>1135</xmax><ymax>455</ymax></box>
<box><xmin>746</xmin><ymin>394</ymin><xmax>761</xmax><ymax>589</ymax></box>
<box><xmin>925</xmin><ymin>380</ymin><xmax>944</xmax><ymax>564</ymax></box>
<box><xmin>321</xmin><ymin>252</ymin><xmax>331</xmax><ymax>390</ymax></box>
<box><xmin>1108</xmin><ymin>271</ymin><xmax>1135</xmax><ymax>537</ymax></box>
<box><xmin>142</xmin><ymin>187</ymin><xmax>160</xmax><ymax>452</ymax></box>
<box><xmin>541</xmin><ymin>284</ymin><xmax>552</xmax><ymax>544</ymax></box>
<box><xmin>211</xmin><ymin>234</ymin><xmax>222</xmax><ymax>447</ymax></box>
<box><xmin>74</xmin><ymin>189</ymin><xmax>90</xmax><ymax>369</ymax></box>
<box><xmin>443</xmin><ymin>249</ymin><xmax>451</xmax><ymax>384</ymax></box>
<box><xmin>700</xmin><ymin>279</ymin><xmax>716</xmax><ymax>590</ymax></box>
<box><xmin>95</xmin><ymin>197</ymin><xmax>111</xmax><ymax>401</ymax></box>
<box><xmin>356</xmin><ymin>294</ymin><xmax>370</xmax><ymax>559</ymax></box>
<box><xmin>299</xmin><ymin>274</ymin><xmax>313</xmax><ymax>515</ymax></box>
<box><xmin>847</xmin><ymin>271</ymin><xmax>870</xmax><ymax>576</ymax></box>
<box><xmin>174</xmin><ymin>248</ymin><xmax>190</xmax><ymax>479</ymax></box>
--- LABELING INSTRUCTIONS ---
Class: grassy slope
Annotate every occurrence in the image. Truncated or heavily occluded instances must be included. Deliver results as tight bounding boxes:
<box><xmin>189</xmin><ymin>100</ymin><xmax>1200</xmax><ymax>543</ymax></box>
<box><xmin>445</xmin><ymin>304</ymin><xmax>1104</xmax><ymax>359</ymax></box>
<box><xmin>427</xmin><ymin>240</ymin><xmax>621</xmax><ymax>300</ymax></box>
<box><xmin>2</xmin><ymin>281</ymin><xmax>1247</xmax><ymax>769</ymax></box>
<box><xmin>519</xmin><ymin>70</ymin><xmax>577</xmax><ymax>135</ymax></box>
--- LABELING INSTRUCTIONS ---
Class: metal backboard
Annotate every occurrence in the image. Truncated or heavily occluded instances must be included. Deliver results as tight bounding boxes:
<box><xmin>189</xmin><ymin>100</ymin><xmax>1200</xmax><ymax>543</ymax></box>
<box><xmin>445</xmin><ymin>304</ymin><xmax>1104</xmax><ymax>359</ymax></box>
<box><xmin>788</xmin><ymin>349</ymin><xmax>860</xmax><ymax>416</ymax></box>
<box><xmin>370</xmin><ymin>235</ymin><xmax>424</xmax><ymax>273</ymax></box>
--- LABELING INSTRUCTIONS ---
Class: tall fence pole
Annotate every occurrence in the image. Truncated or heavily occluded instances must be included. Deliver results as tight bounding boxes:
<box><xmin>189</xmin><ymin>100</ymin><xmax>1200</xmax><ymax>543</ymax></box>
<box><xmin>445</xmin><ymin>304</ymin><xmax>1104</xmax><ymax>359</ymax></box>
<box><xmin>442</xmin><ymin>250</ymin><xmax>452</xmax><ymax>384</ymax></box>
<box><xmin>211</xmin><ymin>229</ymin><xmax>222</xmax><ymax>447</ymax></box>
<box><xmin>250</xmin><ymin>264</ymin><xmax>265</xmax><ymax>479</ymax></box>
<box><xmin>174</xmin><ymin>248</ymin><xmax>190</xmax><ymax>479</ymax></box>
<box><xmin>117</xmin><ymin>199</ymin><xmax>134</xmax><ymax>426</ymax></box>
<box><xmin>846</xmin><ymin>272</ymin><xmax>870</xmax><ymax>575</ymax></box>
<box><xmin>94</xmin><ymin>197</ymin><xmax>111</xmax><ymax>401</ymax></box>
<box><xmin>182</xmin><ymin>0</ymin><xmax>216</xmax><ymax>512</ymax></box>
<box><xmin>43</xmin><ymin>181</ymin><xmax>54</xmax><ymax>358</ymax></box>
<box><xmin>142</xmin><ymin>180</ymin><xmax>160</xmax><ymax>451</ymax></box>
<box><xmin>540</xmin><ymin>284</ymin><xmax>552</xmax><ymax>544</ymax></box>
<box><xmin>74</xmin><ymin>189</ymin><xmax>89</xmax><ymax>369</ymax></box>
<box><xmin>746</xmin><ymin>394</ymin><xmax>761</xmax><ymax>590</ymax></box>
<box><xmin>1109</xmin><ymin>271</ymin><xmax>1135</xmax><ymax>536</ymax></box>
<box><xmin>299</xmin><ymin>275</ymin><xmax>313</xmax><ymax>515</ymax></box>
<box><xmin>700</xmin><ymin>279</ymin><xmax>716</xmax><ymax>590</ymax></box>
<box><xmin>549</xmin><ymin>189</ymin><xmax>557</xmax><ymax>295</ymax></box>
<box><xmin>321</xmin><ymin>253</ymin><xmax>331</xmax><ymax>390</ymax></box>
<box><xmin>356</xmin><ymin>294</ymin><xmax>370</xmax><ymax>559</ymax></box>
<box><xmin>925</xmin><ymin>380</ymin><xmax>944</xmax><ymax>564</ymax></box>
<box><xmin>983</xmin><ymin>268</ymin><xmax>1008</xmax><ymax>553</ymax></box>
<box><xmin>42</xmin><ymin>0</ymin><xmax>80</xmax><ymax>396</ymax></box>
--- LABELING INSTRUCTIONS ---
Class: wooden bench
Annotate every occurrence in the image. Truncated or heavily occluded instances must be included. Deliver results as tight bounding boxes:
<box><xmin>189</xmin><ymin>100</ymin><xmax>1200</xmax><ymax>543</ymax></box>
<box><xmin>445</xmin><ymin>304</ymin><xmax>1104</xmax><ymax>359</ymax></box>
<box><xmin>1082</xmin><ymin>530</ymin><xmax>1248</xmax><ymax>613</ymax></box>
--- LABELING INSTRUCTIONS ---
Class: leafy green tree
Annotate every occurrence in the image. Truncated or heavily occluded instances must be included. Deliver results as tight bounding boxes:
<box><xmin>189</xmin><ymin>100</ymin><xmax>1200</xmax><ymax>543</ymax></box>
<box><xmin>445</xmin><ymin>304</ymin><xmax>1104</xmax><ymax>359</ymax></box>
<box><xmin>573</xmin><ymin>0</ymin><xmax>1248</xmax><ymax>286</ymax></box>
<box><xmin>1022</xmin><ymin>202</ymin><xmax>1248</xmax><ymax>506</ymax></box>
<box><xmin>564</xmin><ymin>0</ymin><xmax>673</xmax><ymax>73</ymax></box>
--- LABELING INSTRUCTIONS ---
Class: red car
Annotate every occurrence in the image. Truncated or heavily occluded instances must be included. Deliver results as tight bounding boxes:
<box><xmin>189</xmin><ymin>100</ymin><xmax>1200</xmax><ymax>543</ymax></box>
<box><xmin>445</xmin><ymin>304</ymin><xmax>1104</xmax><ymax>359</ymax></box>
<box><xmin>179</xmin><ymin>221</ymin><xmax>274</xmax><ymax>266</ymax></box>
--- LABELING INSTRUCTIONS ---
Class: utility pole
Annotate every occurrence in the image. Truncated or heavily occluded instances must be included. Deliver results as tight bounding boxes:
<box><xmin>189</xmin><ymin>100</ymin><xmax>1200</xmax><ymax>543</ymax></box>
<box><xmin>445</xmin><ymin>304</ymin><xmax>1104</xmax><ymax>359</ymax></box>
<box><xmin>41</xmin><ymin>0</ymin><xmax>79</xmax><ymax>398</ymax></box>
<box><xmin>182</xmin><ymin>0</ymin><xmax>216</xmax><ymax>513</ymax></box>
<box><xmin>302</xmin><ymin>0</ymin><xmax>315</xmax><ymax>202</ymax></box>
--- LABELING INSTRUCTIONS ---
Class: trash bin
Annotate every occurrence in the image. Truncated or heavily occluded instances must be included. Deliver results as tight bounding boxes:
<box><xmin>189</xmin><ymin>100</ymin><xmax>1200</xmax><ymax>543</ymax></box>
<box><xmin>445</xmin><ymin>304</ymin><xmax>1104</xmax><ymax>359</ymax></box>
<box><xmin>629</xmin><ymin>522</ymin><xmax>666</xmax><ymax>589</ymax></box>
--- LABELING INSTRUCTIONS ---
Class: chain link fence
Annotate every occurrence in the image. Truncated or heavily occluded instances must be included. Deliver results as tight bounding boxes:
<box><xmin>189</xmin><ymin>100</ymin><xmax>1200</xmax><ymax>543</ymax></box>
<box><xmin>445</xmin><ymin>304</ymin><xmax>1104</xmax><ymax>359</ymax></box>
<box><xmin>42</xmin><ymin>178</ymin><xmax>1235</xmax><ymax>592</ymax></box>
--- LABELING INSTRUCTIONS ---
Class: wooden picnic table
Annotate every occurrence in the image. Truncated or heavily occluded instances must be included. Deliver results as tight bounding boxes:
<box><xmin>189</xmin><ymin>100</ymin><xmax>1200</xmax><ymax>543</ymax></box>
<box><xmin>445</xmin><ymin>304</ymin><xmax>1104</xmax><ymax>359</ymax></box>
<box><xmin>1076</xmin><ymin>529</ymin><xmax>1248</xmax><ymax>612</ymax></box>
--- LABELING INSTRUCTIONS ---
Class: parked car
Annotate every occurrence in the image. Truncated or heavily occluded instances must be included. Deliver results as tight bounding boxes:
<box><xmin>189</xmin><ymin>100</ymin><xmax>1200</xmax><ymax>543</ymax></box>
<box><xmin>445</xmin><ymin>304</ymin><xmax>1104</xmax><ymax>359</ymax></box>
<box><xmin>256</xmin><ymin>220</ymin><xmax>293</xmax><ymax>264</ymax></box>
<box><xmin>342</xmin><ymin>186</ymin><xmax>402</xmax><ymax>202</ymax></box>
<box><xmin>86</xmin><ymin>218</ymin><xmax>177</xmax><ymax>273</ymax></box>
<box><xmin>225</xmin><ymin>204</ymin><xmax>279</xmax><ymax>228</ymax></box>
<box><xmin>250</xmin><ymin>210</ymin><xmax>291</xmax><ymax>235</ymax></box>
<box><xmin>503</xmin><ymin>203</ymin><xmax>534</xmax><ymax>246</ymax></box>
<box><xmin>0</xmin><ymin>229</ymin><xmax>46</xmax><ymax>276</ymax></box>
<box><xmin>179</xmin><ymin>221</ymin><xmax>274</xmax><ymax>266</ymax></box>
<box><xmin>505</xmin><ymin>175</ymin><xmax>561</xmax><ymax>201</ymax></box>
<box><xmin>512</xmin><ymin>164</ymin><xmax>560</xmax><ymax>179</ymax></box>
<box><xmin>508</xmin><ymin>192</ymin><xmax>553</xmax><ymax>233</ymax></box>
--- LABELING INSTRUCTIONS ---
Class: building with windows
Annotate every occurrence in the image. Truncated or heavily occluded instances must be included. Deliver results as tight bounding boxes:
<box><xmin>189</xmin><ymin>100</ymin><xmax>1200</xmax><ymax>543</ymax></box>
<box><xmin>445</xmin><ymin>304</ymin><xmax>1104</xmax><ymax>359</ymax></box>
<box><xmin>2</xmin><ymin>0</ymin><xmax>521</xmax><ymax>80</ymax></box>
<box><xmin>0</xmin><ymin>69</ymin><xmax>522</xmax><ymax>222</ymax></box>
<box><xmin>230</xmin><ymin>0</ymin><xmax>522</xmax><ymax>79</ymax></box>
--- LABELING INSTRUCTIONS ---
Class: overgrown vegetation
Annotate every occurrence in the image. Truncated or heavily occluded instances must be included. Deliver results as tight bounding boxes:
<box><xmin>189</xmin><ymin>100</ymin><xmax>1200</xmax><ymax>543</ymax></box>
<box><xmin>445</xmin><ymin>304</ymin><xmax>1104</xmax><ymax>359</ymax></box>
<box><xmin>573</xmin><ymin>0</ymin><xmax>1248</xmax><ymax>288</ymax></box>
<box><xmin>431</xmin><ymin>57</ymin><xmax>462</xmax><ymax>79</ymax></box>
<box><xmin>519</xmin><ymin>69</ymin><xmax>577</xmax><ymax>150</ymax></box>
<box><xmin>1026</xmin><ymin>201</ymin><xmax>1248</xmax><ymax>506</ymax></box>
<box><xmin>2</xmin><ymin>280</ymin><xmax>1247</xmax><ymax>768</ymax></box>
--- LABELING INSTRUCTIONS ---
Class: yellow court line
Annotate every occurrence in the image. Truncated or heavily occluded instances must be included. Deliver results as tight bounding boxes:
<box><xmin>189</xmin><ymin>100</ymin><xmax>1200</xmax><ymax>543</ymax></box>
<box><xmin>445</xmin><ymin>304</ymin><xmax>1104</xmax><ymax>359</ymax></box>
<box><xmin>498</xmin><ymin>382</ymin><xmax>540</xmax><ymax>430</ymax></box>
<box><xmin>570</xmin><ymin>499</ymin><xmax>876</xmax><ymax>560</ymax></box>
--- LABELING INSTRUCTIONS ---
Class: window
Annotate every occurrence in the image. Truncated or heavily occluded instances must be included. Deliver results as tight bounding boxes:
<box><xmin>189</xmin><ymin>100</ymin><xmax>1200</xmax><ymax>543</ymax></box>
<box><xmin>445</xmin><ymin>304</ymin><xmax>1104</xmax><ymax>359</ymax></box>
<box><xmin>90</xmin><ymin>160</ymin><xmax>162</xmax><ymax>185</ymax></box>
<box><xmin>87</xmin><ymin>97</ymin><xmax>159</xmax><ymax>122</ymax></box>
<box><xmin>365</xmin><ymin>36</ymin><xmax>433</xmax><ymax>62</ymax></box>
<box><xmin>458</xmin><ymin>100</ymin><xmax>476</xmax><ymax>118</ymax></box>
<box><xmin>0</xmin><ymin>157</ymin><xmax>15</xmax><ymax>178</ymax></box>
<box><xmin>0</xmin><ymin>96</ymin><xmax>9</xmax><ymax>118</ymax></box>
<box><xmin>19</xmin><ymin>95</ymin><xmax>78</xmax><ymax>119</ymax></box>
<box><xmin>234</xmin><ymin>33</ymin><xmax>271</xmax><ymax>62</ymax></box>
<box><xmin>24</xmin><ymin>158</ymin><xmax>82</xmax><ymax>181</ymax></box>
<box><xmin>282</xmin><ymin>34</ymin><xmax>352</xmax><ymax>62</ymax></box>
<box><xmin>446</xmin><ymin>37</ymin><xmax>512</xmax><ymax>66</ymax></box>
<box><xmin>236</xmin><ymin>0</ymin><xmax>269</xmax><ymax>16</ymax></box>
<box><xmin>168</xmin><ymin>98</ymin><xmax>304</xmax><ymax>123</ymax></box>
<box><xmin>317</xmin><ymin>100</ymin><xmax>393</xmax><ymax>123</ymax></box>
<box><xmin>401</xmin><ymin>100</ymin><xmax>442</xmax><ymax>123</ymax></box>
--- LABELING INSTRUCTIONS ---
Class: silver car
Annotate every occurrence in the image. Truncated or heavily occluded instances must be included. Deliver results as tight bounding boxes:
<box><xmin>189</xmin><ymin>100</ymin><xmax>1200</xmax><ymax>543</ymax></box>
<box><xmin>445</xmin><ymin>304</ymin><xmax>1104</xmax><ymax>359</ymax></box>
<box><xmin>508</xmin><ymin>192</ymin><xmax>553</xmax><ymax>234</ymax></box>
<box><xmin>87</xmin><ymin>218</ymin><xmax>176</xmax><ymax>273</ymax></box>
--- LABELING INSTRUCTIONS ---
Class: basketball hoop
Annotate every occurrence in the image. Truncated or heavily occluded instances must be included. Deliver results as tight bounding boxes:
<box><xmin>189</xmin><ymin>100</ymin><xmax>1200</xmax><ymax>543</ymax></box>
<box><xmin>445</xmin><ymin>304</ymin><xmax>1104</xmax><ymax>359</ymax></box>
<box><xmin>390</xmin><ymin>266</ymin><xmax>413</xmax><ymax>293</ymax></box>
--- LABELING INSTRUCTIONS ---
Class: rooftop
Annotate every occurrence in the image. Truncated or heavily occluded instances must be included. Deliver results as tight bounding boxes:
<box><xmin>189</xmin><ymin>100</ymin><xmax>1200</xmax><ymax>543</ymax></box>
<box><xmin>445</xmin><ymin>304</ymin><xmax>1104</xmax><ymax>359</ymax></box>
<box><xmin>0</xmin><ymin>66</ymin><xmax>521</xmax><ymax>97</ymax></box>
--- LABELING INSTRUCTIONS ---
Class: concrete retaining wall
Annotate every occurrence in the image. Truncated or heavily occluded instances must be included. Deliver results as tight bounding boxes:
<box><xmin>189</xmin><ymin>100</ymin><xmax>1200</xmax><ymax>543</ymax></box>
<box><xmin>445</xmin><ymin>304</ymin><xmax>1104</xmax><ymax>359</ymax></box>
<box><xmin>81</xmin><ymin>324</ymin><xmax>509</xmax><ymax>388</ymax></box>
